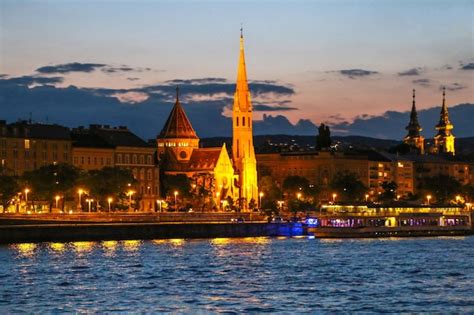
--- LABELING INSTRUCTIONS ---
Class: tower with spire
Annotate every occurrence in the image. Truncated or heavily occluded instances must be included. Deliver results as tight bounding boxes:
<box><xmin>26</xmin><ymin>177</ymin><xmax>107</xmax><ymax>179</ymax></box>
<box><xmin>232</xmin><ymin>29</ymin><xmax>258</xmax><ymax>209</ymax></box>
<box><xmin>157</xmin><ymin>87</ymin><xmax>199</xmax><ymax>162</ymax></box>
<box><xmin>403</xmin><ymin>89</ymin><xmax>425</xmax><ymax>154</ymax></box>
<box><xmin>433</xmin><ymin>87</ymin><xmax>455</xmax><ymax>155</ymax></box>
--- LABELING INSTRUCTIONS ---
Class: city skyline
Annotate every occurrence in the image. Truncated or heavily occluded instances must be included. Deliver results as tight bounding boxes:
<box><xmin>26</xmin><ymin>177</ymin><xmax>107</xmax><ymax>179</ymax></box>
<box><xmin>1</xmin><ymin>0</ymin><xmax>473</xmax><ymax>139</ymax></box>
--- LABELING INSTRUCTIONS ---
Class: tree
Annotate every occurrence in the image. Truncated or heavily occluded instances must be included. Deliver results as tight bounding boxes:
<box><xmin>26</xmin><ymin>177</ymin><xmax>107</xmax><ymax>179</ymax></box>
<box><xmin>258</xmin><ymin>176</ymin><xmax>282</xmax><ymax>209</ymax></box>
<box><xmin>420</xmin><ymin>175</ymin><xmax>462</xmax><ymax>204</ymax></box>
<box><xmin>162</xmin><ymin>174</ymin><xmax>191</xmax><ymax>198</ymax></box>
<box><xmin>380</xmin><ymin>181</ymin><xmax>398</xmax><ymax>201</ymax></box>
<box><xmin>23</xmin><ymin>163</ymin><xmax>81</xmax><ymax>212</ymax></box>
<box><xmin>330</xmin><ymin>171</ymin><xmax>366</xmax><ymax>202</ymax></box>
<box><xmin>282</xmin><ymin>175</ymin><xmax>318</xmax><ymax>198</ymax></box>
<box><xmin>0</xmin><ymin>175</ymin><xmax>19</xmax><ymax>213</ymax></box>
<box><xmin>81</xmin><ymin>167</ymin><xmax>136</xmax><ymax>211</ymax></box>
<box><xmin>316</xmin><ymin>123</ymin><xmax>331</xmax><ymax>150</ymax></box>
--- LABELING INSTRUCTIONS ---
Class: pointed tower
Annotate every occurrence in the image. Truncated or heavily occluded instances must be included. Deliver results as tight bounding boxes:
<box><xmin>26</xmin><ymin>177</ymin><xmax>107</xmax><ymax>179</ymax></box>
<box><xmin>232</xmin><ymin>29</ymin><xmax>258</xmax><ymax>209</ymax></box>
<box><xmin>403</xmin><ymin>89</ymin><xmax>425</xmax><ymax>154</ymax></box>
<box><xmin>157</xmin><ymin>87</ymin><xmax>199</xmax><ymax>162</ymax></box>
<box><xmin>433</xmin><ymin>87</ymin><xmax>455</xmax><ymax>155</ymax></box>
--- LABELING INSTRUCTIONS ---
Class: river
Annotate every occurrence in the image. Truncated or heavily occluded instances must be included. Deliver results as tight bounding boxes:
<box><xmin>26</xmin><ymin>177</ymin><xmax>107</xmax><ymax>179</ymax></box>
<box><xmin>1</xmin><ymin>236</ymin><xmax>473</xmax><ymax>313</ymax></box>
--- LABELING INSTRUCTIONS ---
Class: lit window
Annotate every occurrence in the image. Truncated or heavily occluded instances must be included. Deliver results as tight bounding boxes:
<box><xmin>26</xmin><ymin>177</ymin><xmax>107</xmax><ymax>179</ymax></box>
<box><xmin>24</xmin><ymin>139</ymin><xmax>30</xmax><ymax>149</ymax></box>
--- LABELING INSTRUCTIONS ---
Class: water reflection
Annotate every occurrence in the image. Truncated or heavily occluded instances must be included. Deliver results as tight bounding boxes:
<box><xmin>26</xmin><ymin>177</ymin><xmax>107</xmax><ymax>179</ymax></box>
<box><xmin>123</xmin><ymin>240</ymin><xmax>141</xmax><ymax>251</ymax></box>
<box><xmin>13</xmin><ymin>243</ymin><xmax>36</xmax><ymax>257</ymax></box>
<box><xmin>73</xmin><ymin>241</ymin><xmax>94</xmax><ymax>253</ymax></box>
<box><xmin>49</xmin><ymin>242</ymin><xmax>66</xmax><ymax>253</ymax></box>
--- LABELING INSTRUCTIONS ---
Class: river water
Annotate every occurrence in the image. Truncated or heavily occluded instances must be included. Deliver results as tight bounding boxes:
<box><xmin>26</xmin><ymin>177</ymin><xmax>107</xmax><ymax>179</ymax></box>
<box><xmin>1</xmin><ymin>236</ymin><xmax>473</xmax><ymax>313</ymax></box>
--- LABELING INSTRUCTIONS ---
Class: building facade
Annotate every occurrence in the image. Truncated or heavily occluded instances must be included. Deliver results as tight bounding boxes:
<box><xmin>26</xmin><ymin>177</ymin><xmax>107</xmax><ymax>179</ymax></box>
<box><xmin>0</xmin><ymin>120</ymin><xmax>72</xmax><ymax>176</ymax></box>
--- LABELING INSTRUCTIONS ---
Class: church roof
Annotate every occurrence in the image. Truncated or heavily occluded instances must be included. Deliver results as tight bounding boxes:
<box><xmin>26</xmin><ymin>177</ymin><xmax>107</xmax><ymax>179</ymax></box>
<box><xmin>405</xmin><ymin>89</ymin><xmax>422</xmax><ymax>137</ymax></box>
<box><xmin>158</xmin><ymin>88</ymin><xmax>198</xmax><ymax>139</ymax></box>
<box><xmin>162</xmin><ymin>147</ymin><xmax>222</xmax><ymax>172</ymax></box>
<box><xmin>233</xmin><ymin>30</ymin><xmax>252</xmax><ymax>112</ymax></box>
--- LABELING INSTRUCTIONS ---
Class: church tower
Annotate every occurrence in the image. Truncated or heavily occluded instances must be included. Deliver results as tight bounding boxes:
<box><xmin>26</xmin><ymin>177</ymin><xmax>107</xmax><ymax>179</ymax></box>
<box><xmin>232</xmin><ymin>29</ymin><xmax>258</xmax><ymax>209</ymax></box>
<box><xmin>434</xmin><ymin>87</ymin><xmax>455</xmax><ymax>155</ymax></box>
<box><xmin>403</xmin><ymin>89</ymin><xmax>425</xmax><ymax>154</ymax></box>
<box><xmin>157</xmin><ymin>87</ymin><xmax>199</xmax><ymax>162</ymax></box>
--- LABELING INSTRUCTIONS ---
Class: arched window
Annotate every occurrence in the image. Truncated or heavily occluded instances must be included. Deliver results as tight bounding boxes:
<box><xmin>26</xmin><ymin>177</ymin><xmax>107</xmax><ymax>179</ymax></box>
<box><xmin>248</xmin><ymin>117</ymin><xmax>251</xmax><ymax>126</ymax></box>
<box><xmin>243</xmin><ymin>117</ymin><xmax>245</xmax><ymax>126</ymax></box>
<box><xmin>236</xmin><ymin>117</ymin><xmax>239</xmax><ymax>127</ymax></box>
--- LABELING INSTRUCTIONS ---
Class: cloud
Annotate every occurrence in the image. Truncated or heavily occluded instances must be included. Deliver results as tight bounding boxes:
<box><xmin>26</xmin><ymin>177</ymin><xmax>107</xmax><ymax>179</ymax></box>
<box><xmin>0</xmin><ymin>75</ymin><xmax>64</xmax><ymax>87</ymax></box>
<box><xmin>165</xmin><ymin>78</ymin><xmax>227</xmax><ymax>84</ymax></box>
<box><xmin>102</xmin><ymin>65</ymin><xmax>153</xmax><ymax>74</ymax></box>
<box><xmin>412</xmin><ymin>78</ymin><xmax>431</xmax><ymax>87</ymax></box>
<box><xmin>398</xmin><ymin>68</ymin><xmax>423</xmax><ymax>76</ymax></box>
<box><xmin>441</xmin><ymin>83</ymin><xmax>467</xmax><ymax>91</ymax></box>
<box><xmin>127</xmin><ymin>77</ymin><xmax>140</xmax><ymax>81</ymax></box>
<box><xmin>253</xmin><ymin>104</ymin><xmax>297</xmax><ymax>111</ymax></box>
<box><xmin>460</xmin><ymin>62</ymin><xmax>474</xmax><ymax>70</ymax></box>
<box><xmin>36</xmin><ymin>62</ymin><xmax>106</xmax><ymax>74</ymax></box>
<box><xmin>111</xmin><ymin>91</ymin><xmax>150</xmax><ymax>104</ymax></box>
<box><xmin>330</xmin><ymin>103</ymin><xmax>474</xmax><ymax>139</ymax></box>
<box><xmin>338</xmin><ymin>69</ymin><xmax>378</xmax><ymax>79</ymax></box>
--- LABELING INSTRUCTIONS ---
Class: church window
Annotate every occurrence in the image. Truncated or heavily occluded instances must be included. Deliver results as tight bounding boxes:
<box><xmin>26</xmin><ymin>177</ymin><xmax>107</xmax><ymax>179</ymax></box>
<box><xmin>248</xmin><ymin>117</ymin><xmax>250</xmax><ymax>126</ymax></box>
<box><xmin>179</xmin><ymin>151</ymin><xmax>187</xmax><ymax>159</ymax></box>
<box><xmin>236</xmin><ymin>117</ymin><xmax>239</xmax><ymax>127</ymax></box>
<box><xmin>243</xmin><ymin>117</ymin><xmax>245</xmax><ymax>126</ymax></box>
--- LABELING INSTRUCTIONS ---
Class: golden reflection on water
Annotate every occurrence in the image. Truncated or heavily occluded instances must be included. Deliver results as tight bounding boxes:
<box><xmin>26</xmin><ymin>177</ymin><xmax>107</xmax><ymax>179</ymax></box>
<box><xmin>49</xmin><ymin>243</ymin><xmax>66</xmax><ymax>253</ymax></box>
<box><xmin>14</xmin><ymin>243</ymin><xmax>36</xmax><ymax>257</ymax></box>
<box><xmin>169</xmin><ymin>239</ymin><xmax>185</xmax><ymax>246</ymax></box>
<box><xmin>123</xmin><ymin>240</ymin><xmax>141</xmax><ymax>251</ymax></box>
<box><xmin>102</xmin><ymin>241</ymin><xmax>118</xmax><ymax>255</ymax></box>
<box><xmin>73</xmin><ymin>241</ymin><xmax>94</xmax><ymax>253</ymax></box>
<box><xmin>152</xmin><ymin>239</ymin><xmax>167</xmax><ymax>245</ymax></box>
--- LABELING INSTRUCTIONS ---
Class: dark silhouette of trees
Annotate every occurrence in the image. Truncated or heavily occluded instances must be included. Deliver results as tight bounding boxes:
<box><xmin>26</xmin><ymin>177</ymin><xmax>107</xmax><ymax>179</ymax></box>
<box><xmin>380</xmin><ymin>181</ymin><xmax>398</xmax><ymax>201</ymax></box>
<box><xmin>316</xmin><ymin>123</ymin><xmax>331</xmax><ymax>150</ymax></box>
<box><xmin>419</xmin><ymin>175</ymin><xmax>462</xmax><ymax>204</ymax></box>
<box><xmin>0</xmin><ymin>175</ymin><xmax>19</xmax><ymax>213</ymax></box>
<box><xmin>330</xmin><ymin>171</ymin><xmax>366</xmax><ymax>201</ymax></box>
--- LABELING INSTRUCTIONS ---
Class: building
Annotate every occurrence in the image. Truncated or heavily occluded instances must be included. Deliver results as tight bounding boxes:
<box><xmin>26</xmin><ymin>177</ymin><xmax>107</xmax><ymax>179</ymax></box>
<box><xmin>256</xmin><ymin>150</ymin><xmax>368</xmax><ymax>201</ymax></box>
<box><xmin>72</xmin><ymin>125</ymin><xmax>159</xmax><ymax>211</ymax></box>
<box><xmin>403</xmin><ymin>89</ymin><xmax>424</xmax><ymax>154</ymax></box>
<box><xmin>232</xmin><ymin>30</ymin><xmax>259</xmax><ymax>207</ymax></box>
<box><xmin>157</xmin><ymin>89</ymin><xmax>237</xmax><ymax>207</ymax></box>
<box><xmin>0</xmin><ymin>120</ymin><xmax>72</xmax><ymax>176</ymax></box>
<box><xmin>433</xmin><ymin>88</ymin><xmax>455</xmax><ymax>155</ymax></box>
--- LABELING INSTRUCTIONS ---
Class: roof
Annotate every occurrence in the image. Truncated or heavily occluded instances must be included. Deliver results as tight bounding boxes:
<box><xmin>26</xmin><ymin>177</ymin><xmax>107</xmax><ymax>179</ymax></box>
<box><xmin>72</xmin><ymin>125</ymin><xmax>152</xmax><ymax>148</ymax></box>
<box><xmin>158</xmin><ymin>91</ymin><xmax>198</xmax><ymax>139</ymax></box>
<box><xmin>162</xmin><ymin>147</ymin><xmax>222</xmax><ymax>172</ymax></box>
<box><xmin>0</xmin><ymin>121</ymin><xmax>71</xmax><ymax>140</ymax></box>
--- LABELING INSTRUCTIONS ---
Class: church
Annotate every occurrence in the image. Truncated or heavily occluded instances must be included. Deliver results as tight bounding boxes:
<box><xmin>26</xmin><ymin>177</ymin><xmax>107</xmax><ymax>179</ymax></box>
<box><xmin>157</xmin><ymin>31</ymin><xmax>259</xmax><ymax>210</ymax></box>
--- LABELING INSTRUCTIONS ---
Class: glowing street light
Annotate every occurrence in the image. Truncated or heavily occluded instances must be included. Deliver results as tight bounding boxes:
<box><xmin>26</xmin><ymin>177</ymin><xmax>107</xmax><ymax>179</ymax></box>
<box><xmin>365</xmin><ymin>194</ymin><xmax>369</xmax><ymax>202</ymax></box>
<box><xmin>24</xmin><ymin>188</ymin><xmax>30</xmax><ymax>203</ymax></box>
<box><xmin>455</xmin><ymin>195</ymin><xmax>461</xmax><ymax>203</ymax></box>
<box><xmin>332</xmin><ymin>193</ymin><xmax>337</xmax><ymax>203</ymax></box>
<box><xmin>426</xmin><ymin>195</ymin><xmax>432</xmax><ymax>205</ymax></box>
<box><xmin>277</xmin><ymin>200</ymin><xmax>284</xmax><ymax>211</ymax></box>
<box><xmin>397</xmin><ymin>194</ymin><xmax>401</xmax><ymax>201</ymax></box>
<box><xmin>156</xmin><ymin>199</ymin><xmax>163</xmax><ymax>212</ymax></box>
<box><xmin>259</xmin><ymin>192</ymin><xmax>264</xmax><ymax>209</ymax></box>
<box><xmin>78</xmin><ymin>189</ymin><xmax>84</xmax><ymax>210</ymax></box>
<box><xmin>55</xmin><ymin>195</ymin><xmax>60</xmax><ymax>209</ymax></box>
<box><xmin>107</xmin><ymin>197</ymin><xmax>113</xmax><ymax>212</ymax></box>
<box><xmin>86</xmin><ymin>198</ymin><xmax>94</xmax><ymax>212</ymax></box>
<box><xmin>128</xmin><ymin>190</ymin><xmax>135</xmax><ymax>211</ymax></box>
<box><xmin>297</xmin><ymin>192</ymin><xmax>302</xmax><ymax>200</ymax></box>
<box><xmin>174</xmin><ymin>191</ymin><xmax>179</xmax><ymax>210</ymax></box>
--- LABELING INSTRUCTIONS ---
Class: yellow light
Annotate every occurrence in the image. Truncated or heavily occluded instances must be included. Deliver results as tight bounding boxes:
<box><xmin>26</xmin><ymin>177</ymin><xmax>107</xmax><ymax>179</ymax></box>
<box><xmin>259</xmin><ymin>192</ymin><xmax>264</xmax><ymax>197</ymax></box>
<box><xmin>24</xmin><ymin>188</ymin><xmax>30</xmax><ymax>194</ymax></box>
<box><xmin>55</xmin><ymin>195</ymin><xmax>60</xmax><ymax>201</ymax></box>
<box><xmin>78</xmin><ymin>189</ymin><xmax>83</xmax><ymax>195</ymax></box>
<box><xmin>297</xmin><ymin>193</ymin><xmax>302</xmax><ymax>199</ymax></box>
<box><xmin>107</xmin><ymin>197</ymin><xmax>113</xmax><ymax>203</ymax></box>
<box><xmin>174</xmin><ymin>191</ymin><xmax>178</xmax><ymax>196</ymax></box>
<box><xmin>455</xmin><ymin>195</ymin><xmax>461</xmax><ymax>202</ymax></box>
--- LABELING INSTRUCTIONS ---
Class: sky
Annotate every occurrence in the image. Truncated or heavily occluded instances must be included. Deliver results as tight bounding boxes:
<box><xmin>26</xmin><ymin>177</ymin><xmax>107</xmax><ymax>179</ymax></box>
<box><xmin>0</xmin><ymin>0</ymin><xmax>473</xmax><ymax>138</ymax></box>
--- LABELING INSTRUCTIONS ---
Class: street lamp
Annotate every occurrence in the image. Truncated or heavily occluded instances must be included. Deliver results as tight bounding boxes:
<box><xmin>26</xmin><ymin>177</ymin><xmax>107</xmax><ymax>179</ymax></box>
<box><xmin>297</xmin><ymin>192</ymin><xmax>302</xmax><ymax>200</ymax></box>
<box><xmin>277</xmin><ymin>200</ymin><xmax>284</xmax><ymax>212</ymax></box>
<box><xmin>156</xmin><ymin>200</ymin><xmax>162</xmax><ymax>212</ymax></box>
<box><xmin>55</xmin><ymin>195</ymin><xmax>60</xmax><ymax>209</ymax></box>
<box><xmin>24</xmin><ymin>188</ymin><xmax>30</xmax><ymax>212</ymax></box>
<box><xmin>174</xmin><ymin>191</ymin><xmax>178</xmax><ymax>211</ymax></box>
<box><xmin>128</xmin><ymin>190</ymin><xmax>135</xmax><ymax>212</ymax></box>
<box><xmin>86</xmin><ymin>198</ymin><xmax>93</xmax><ymax>212</ymax></box>
<box><xmin>78</xmin><ymin>189</ymin><xmax>84</xmax><ymax>211</ymax></box>
<box><xmin>397</xmin><ymin>194</ymin><xmax>401</xmax><ymax>201</ymax></box>
<box><xmin>107</xmin><ymin>197</ymin><xmax>113</xmax><ymax>212</ymax></box>
<box><xmin>332</xmin><ymin>193</ymin><xmax>337</xmax><ymax>203</ymax></box>
<box><xmin>426</xmin><ymin>195</ymin><xmax>432</xmax><ymax>205</ymax></box>
<box><xmin>365</xmin><ymin>194</ymin><xmax>369</xmax><ymax>202</ymax></box>
<box><xmin>259</xmin><ymin>192</ymin><xmax>264</xmax><ymax>209</ymax></box>
<box><xmin>455</xmin><ymin>195</ymin><xmax>461</xmax><ymax>203</ymax></box>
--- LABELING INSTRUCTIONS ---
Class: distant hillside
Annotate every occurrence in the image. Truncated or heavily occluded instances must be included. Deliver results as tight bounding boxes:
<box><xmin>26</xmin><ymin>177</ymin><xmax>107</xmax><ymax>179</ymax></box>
<box><xmin>202</xmin><ymin>135</ymin><xmax>474</xmax><ymax>155</ymax></box>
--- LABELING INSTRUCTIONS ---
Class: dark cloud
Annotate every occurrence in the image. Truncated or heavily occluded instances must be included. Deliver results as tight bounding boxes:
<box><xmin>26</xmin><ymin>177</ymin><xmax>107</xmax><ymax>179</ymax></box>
<box><xmin>0</xmin><ymin>75</ymin><xmax>64</xmax><ymax>87</ymax></box>
<box><xmin>127</xmin><ymin>77</ymin><xmax>140</xmax><ymax>81</ymax></box>
<box><xmin>165</xmin><ymin>78</ymin><xmax>228</xmax><ymax>84</ymax></box>
<box><xmin>0</xmin><ymin>75</ymin><xmax>298</xmax><ymax>138</ymax></box>
<box><xmin>441</xmin><ymin>83</ymin><xmax>467</xmax><ymax>91</ymax></box>
<box><xmin>36</xmin><ymin>62</ymin><xmax>106</xmax><ymax>74</ymax></box>
<box><xmin>253</xmin><ymin>104</ymin><xmax>297</xmax><ymax>111</ymax></box>
<box><xmin>331</xmin><ymin>104</ymin><xmax>474</xmax><ymax>139</ymax></box>
<box><xmin>398</xmin><ymin>68</ymin><xmax>423</xmax><ymax>76</ymax></box>
<box><xmin>338</xmin><ymin>69</ymin><xmax>378</xmax><ymax>79</ymax></box>
<box><xmin>460</xmin><ymin>62</ymin><xmax>474</xmax><ymax>70</ymax></box>
<box><xmin>412</xmin><ymin>78</ymin><xmax>431</xmax><ymax>87</ymax></box>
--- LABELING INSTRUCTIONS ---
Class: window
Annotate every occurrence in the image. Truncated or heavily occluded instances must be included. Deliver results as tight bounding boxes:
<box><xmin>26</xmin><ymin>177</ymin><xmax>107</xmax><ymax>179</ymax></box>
<box><xmin>248</xmin><ymin>117</ymin><xmax>250</xmax><ymax>126</ymax></box>
<box><xmin>147</xmin><ymin>169</ymin><xmax>152</xmax><ymax>180</ymax></box>
<box><xmin>147</xmin><ymin>155</ymin><xmax>152</xmax><ymax>165</ymax></box>
<box><xmin>124</xmin><ymin>155</ymin><xmax>130</xmax><ymax>164</ymax></box>
<box><xmin>24</xmin><ymin>139</ymin><xmax>30</xmax><ymax>149</ymax></box>
<box><xmin>107</xmin><ymin>158</ymin><xmax>111</xmax><ymax>166</ymax></box>
<box><xmin>243</xmin><ymin>117</ymin><xmax>245</xmax><ymax>126</ymax></box>
<box><xmin>132</xmin><ymin>154</ymin><xmax>137</xmax><ymax>164</ymax></box>
<box><xmin>117</xmin><ymin>154</ymin><xmax>122</xmax><ymax>163</ymax></box>
<box><xmin>140</xmin><ymin>155</ymin><xmax>145</xmax><ymax>164</ymax></box>
<box><xmin>236</xmin><ymin>117</ymin><xmax>239</xmax><ymax>127</ymax></box>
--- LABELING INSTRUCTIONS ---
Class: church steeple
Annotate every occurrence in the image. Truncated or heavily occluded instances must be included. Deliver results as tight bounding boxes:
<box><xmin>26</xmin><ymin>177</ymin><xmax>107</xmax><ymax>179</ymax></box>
<box><xmin>232</xmin><ymin>29</ymin><xmax>258</xmax><ymax>210</ymax></box>
<box><xmin>434</xmin><ymin>87</ymin><xmax>455</xmax><ymax>155</ymax></box>
<box><xmin>403</xmin><ymin>89</ymin><xmax>424</xmax><ymax>154</ymax></box>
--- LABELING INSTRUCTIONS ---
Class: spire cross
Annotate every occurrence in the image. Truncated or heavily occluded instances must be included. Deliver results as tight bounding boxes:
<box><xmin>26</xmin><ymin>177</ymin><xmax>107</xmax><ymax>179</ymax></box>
<box><xmin>240</xmin><ymin>24</ymin><xmax>243</xmax><ymax>38</ymax></box>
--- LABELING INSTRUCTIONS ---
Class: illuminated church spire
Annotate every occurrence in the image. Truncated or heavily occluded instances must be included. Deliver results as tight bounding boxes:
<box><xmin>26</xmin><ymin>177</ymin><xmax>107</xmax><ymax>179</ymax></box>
<box><xmin>232</xmin><ymin>28</ymin><xmax>258</xmax><ymax>209</ymax></box>
<box><xmin>403</xmin><ymin>89</ymin><xmax>424</xmax><ymax>154</ymax></box>
<box><xmin>434</xmin><ymin>87</ymin><xmax>455</xmax><ymax>155</ymax></box>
